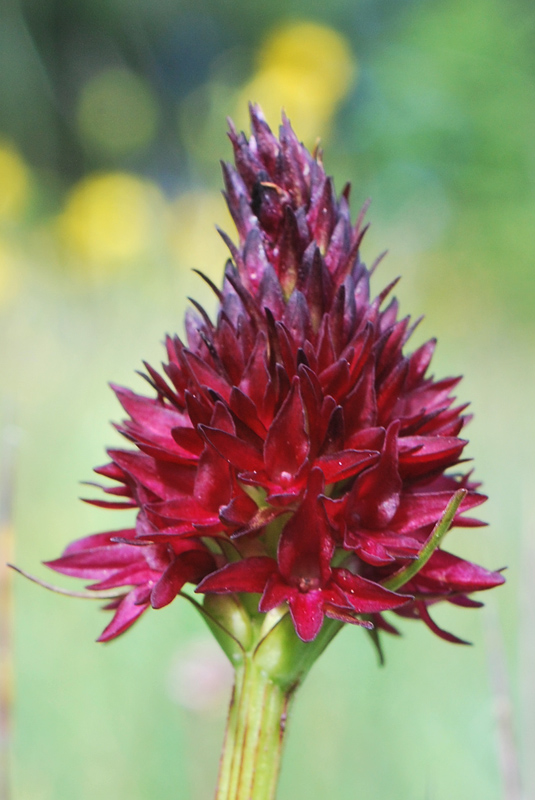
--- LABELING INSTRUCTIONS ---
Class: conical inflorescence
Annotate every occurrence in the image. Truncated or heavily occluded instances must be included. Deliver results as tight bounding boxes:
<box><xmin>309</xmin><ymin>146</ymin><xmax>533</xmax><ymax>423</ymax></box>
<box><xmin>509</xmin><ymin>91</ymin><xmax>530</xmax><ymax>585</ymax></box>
<box><xmin>46</xmin><ymin>106</ymin><xmax>504</xmax><ymax>645</ymax></box>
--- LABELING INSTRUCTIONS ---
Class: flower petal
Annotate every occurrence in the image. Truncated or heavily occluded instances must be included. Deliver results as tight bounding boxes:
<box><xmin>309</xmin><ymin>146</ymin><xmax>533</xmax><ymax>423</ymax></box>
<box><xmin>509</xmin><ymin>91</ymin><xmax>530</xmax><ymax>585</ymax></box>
<box><xmin>195</xmin><ymin>557</ymin><xmax>277</xmax><ymax>595</ymax></box>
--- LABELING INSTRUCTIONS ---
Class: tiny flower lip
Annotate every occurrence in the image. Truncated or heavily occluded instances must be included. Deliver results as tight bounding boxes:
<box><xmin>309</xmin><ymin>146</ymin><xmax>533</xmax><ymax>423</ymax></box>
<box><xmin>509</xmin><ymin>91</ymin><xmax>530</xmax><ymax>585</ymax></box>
<box><xmin>36</xmin><ymin>105</ymin><xmax>503</xmax><ymax>644</ymax></box>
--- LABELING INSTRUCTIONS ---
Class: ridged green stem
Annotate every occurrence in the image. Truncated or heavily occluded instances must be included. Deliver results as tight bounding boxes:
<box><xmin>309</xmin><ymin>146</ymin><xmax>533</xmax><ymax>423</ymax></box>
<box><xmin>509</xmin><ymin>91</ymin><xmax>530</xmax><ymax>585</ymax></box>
<box><xmin>216</xmin><ymin>655</ymin><xmax>291</xmax><ymax>800</ymax></box>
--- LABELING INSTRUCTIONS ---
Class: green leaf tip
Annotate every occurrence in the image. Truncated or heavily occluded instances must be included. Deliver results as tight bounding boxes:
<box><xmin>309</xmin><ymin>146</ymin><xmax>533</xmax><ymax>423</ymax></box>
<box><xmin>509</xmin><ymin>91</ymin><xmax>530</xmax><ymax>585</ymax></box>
<box><xmin>382</xmin><ymin>489</ymin><xmax>467</xmax><ymax>592</ymax></box>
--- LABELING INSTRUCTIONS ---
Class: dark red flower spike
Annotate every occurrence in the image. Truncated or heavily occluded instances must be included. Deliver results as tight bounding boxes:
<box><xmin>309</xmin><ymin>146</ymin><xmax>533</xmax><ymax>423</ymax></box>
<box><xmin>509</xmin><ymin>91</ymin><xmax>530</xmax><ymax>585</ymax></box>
<box><xmin>43</xmin><ymin>106</ymin><xmax>503</xmax><ymax>644</ymax></box>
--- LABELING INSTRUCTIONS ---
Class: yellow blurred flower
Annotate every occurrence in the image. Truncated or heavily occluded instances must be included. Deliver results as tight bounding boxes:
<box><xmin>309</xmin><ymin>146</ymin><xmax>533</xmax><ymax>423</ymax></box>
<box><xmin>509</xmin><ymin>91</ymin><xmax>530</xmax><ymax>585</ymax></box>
<box><xmin>0</xmin><ymin>142</ymin><xmax>31</xmax><ymax>222</ymax></box>
<box><xmin>236</xmin><ymin>22</ymin><xmax>356</xmax><ymax>143</ymax></box>
<box><xmin>57</xmin><ymin>172</ymin><xmax>166</xmax><ymax>277</ymax></box>
<box><xmin>168</xmin><ymin>190</ymin><xmax>233</xmax><ymax>283</ymax></box>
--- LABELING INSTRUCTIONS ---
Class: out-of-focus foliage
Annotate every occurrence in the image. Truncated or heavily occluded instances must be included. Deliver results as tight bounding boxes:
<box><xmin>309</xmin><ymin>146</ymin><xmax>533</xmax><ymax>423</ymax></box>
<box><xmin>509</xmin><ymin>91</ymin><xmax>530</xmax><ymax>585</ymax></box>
<box><xmin>76</xmin><ymin>68</ymin><xmax>159</xmax><ymax>158</ymax></box>
<box><xmin>1</xmin><ymin>0</ymin><xmax>533</xmax><ymax>799</ymax></box>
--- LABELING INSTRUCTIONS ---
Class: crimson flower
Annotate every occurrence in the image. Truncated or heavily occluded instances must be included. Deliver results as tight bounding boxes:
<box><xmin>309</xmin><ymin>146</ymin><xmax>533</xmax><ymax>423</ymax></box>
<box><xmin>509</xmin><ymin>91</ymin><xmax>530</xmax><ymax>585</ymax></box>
<box><xmin>46</xmin><ymin>106</ymin><xmax>503</xmax><ymax>645</ymax></box>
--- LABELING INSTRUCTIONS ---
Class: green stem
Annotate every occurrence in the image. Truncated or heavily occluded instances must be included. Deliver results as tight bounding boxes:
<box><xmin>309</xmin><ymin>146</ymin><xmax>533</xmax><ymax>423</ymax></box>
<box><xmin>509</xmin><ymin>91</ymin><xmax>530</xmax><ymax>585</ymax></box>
<box><xmin>216</xmin><ymin>655</ymin><xmax>291</xmax><ymax>800</ymax></box>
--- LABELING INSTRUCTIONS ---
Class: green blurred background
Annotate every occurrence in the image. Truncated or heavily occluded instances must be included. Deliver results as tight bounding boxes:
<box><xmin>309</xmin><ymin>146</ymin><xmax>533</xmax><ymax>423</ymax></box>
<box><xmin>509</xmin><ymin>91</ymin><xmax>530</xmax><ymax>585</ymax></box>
<box><xmin>1</xmin><ymin>0</ymin><xmax>534</xmax><ymax>798</ymax></box>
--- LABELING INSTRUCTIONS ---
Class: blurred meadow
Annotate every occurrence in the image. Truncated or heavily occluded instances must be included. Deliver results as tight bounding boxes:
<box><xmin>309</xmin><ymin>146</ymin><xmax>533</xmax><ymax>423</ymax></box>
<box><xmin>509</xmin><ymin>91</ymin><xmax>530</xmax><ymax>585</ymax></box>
<box><xmin>1</xmin><ymin>0</ymin><xmax>534</xmax><ymax>798</ymax></box>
